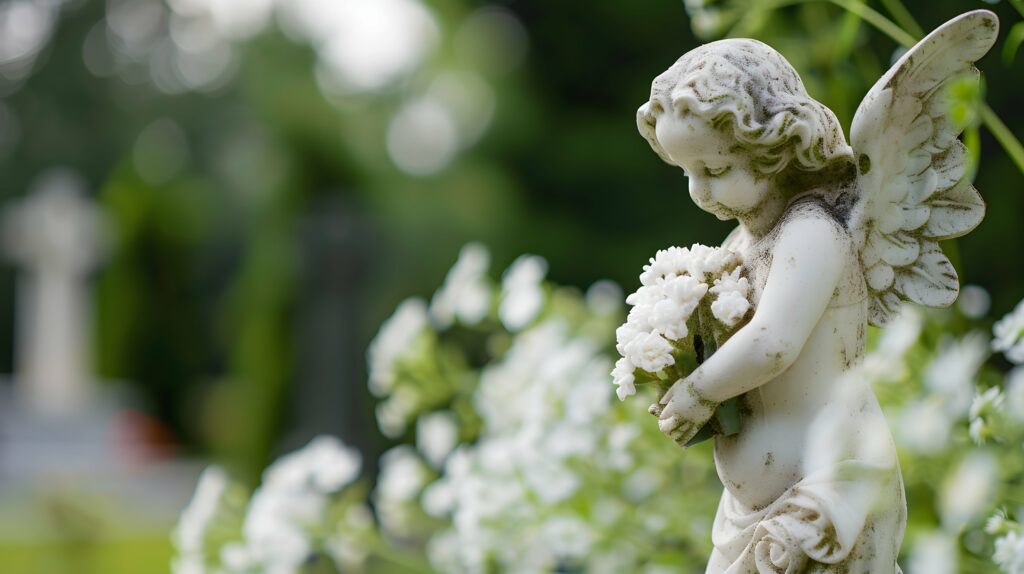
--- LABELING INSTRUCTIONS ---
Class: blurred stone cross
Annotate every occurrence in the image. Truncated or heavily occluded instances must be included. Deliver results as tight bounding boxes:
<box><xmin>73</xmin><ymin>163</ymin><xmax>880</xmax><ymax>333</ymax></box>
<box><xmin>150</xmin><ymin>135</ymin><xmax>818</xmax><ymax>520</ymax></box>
<box><xmin>2</xmin><ymin>169</ymin><xmax>105</xmax><ymax>417</ymax></box>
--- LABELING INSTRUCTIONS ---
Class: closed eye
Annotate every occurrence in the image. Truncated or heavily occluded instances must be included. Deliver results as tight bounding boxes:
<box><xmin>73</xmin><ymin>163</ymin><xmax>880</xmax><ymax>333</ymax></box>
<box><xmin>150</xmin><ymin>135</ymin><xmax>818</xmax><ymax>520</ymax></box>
<box><xmin>703</xmin><ymin>165</ymin><xmax>731</xmax><ymax>177</ymax></box>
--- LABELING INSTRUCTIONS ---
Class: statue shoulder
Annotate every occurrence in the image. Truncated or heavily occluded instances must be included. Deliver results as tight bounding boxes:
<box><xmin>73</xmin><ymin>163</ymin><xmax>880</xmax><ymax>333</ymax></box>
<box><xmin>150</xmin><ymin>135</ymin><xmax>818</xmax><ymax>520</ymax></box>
<box><xmin>777</xmin><ymin>195</ymin><xmax>854</xmax><ymax>249</ymax></box>
<box><xmin>778</xmin><ymin>196</ymin><xmax>867</xmax><ymax>306</ymax></box>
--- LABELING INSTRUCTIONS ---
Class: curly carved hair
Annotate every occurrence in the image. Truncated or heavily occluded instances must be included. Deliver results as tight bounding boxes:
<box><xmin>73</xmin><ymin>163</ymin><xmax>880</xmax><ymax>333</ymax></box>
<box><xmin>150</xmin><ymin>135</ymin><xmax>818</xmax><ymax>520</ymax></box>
<box><xmin>638</xmin><ymin>38</ymin><xmax>853</xmax><ymax>175</ymax></box>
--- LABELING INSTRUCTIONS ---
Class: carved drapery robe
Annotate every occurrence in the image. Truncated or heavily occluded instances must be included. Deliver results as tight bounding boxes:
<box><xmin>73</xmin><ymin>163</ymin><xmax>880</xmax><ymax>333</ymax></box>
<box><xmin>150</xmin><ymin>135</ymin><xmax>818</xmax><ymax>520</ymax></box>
<box><xmin>706</xmin><ymin>460</ymin><xmax>905</xmax><ymax>574</ymax></box>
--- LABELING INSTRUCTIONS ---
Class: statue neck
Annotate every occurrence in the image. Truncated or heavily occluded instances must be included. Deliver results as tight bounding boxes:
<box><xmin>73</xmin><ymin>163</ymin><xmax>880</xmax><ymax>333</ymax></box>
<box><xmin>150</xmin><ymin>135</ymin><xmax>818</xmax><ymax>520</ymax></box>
<box><xmin>738</xmin><ymin>191</ymin><xmax>788</xmax><ymax>240</ymax></box>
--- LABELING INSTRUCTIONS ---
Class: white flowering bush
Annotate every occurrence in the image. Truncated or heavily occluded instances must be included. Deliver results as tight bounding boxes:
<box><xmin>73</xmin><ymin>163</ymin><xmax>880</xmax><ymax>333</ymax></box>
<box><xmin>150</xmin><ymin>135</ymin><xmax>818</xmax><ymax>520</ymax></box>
<box><xmin>365</xmin><ymin>244</ymin><xmax>722</xmax><ymax>572</ymax></box>
<box><xmin>175</xmin><ymin>241</ymin><xmax>1024</xmax><ymax>573</ymax></box>
<box><xmin>368</xmin><ymin>243</ymin><xmax>562</xmax><ymax>441</ymax></box>
<box><xmin>419</xmin><ymin>320</ymin><xmax>722</xmax><ymax>572</ymax></box>
<box><xmin>364</xmin><ymin>271</ymin><xmax>1024</xmax><ymax>574</ymax></box>
<box><xmin>613</xmin><ymin>244</ymin><xmax>750</xmax><ymax>444</ymax></box>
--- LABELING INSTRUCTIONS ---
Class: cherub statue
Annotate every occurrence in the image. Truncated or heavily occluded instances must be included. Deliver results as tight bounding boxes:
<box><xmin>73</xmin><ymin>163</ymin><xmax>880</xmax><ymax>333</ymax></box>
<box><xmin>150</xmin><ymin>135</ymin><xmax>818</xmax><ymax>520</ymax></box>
<box><xmin>635</xmin><ymin>10</ymin><xmax>996</xmax><ymax>573</ymax></box>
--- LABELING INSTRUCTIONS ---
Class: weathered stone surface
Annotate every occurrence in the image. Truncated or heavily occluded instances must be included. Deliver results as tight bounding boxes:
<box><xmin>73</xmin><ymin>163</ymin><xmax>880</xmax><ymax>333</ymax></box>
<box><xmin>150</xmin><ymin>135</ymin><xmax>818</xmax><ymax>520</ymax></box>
<box><xmin>636</xmin><ymin>10</ymin><xmax>998</xmax><ymax>573</ymax></box>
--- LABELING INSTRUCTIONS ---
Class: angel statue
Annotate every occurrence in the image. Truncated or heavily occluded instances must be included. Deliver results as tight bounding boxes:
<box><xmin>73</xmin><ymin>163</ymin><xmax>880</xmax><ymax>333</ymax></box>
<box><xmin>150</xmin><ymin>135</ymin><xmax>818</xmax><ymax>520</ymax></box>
<box><xmin>634</xmin><ymin>10</ymin><xmax>997</xmax><ymax>573</ymax></box>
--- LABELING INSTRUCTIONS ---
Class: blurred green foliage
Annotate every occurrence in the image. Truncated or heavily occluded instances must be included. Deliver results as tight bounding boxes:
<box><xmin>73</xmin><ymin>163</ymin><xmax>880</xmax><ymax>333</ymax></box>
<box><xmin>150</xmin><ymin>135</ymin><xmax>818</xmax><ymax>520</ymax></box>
<box><xmin>0</xmin><ymin>0</ymin><xmax>1020</xmax><ymax>494</ymax></box>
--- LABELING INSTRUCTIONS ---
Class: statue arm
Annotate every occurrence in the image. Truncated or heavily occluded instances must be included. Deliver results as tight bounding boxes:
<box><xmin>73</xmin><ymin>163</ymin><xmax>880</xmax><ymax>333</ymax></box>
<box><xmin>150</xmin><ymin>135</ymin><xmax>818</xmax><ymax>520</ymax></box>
<box><xmin>663</xmin><ymin>216</ymin><xmax>846</xmax><ymax>411</ymax></box>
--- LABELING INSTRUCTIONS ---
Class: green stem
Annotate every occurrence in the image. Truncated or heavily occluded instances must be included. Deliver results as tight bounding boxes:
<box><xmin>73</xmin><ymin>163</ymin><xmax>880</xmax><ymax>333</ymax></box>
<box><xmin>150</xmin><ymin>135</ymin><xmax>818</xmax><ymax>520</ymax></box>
<box><xmin>877</xmin><ymin>0</ymin><xmax>924</xmax><ymax>40</ymax></box>
<box><xmin>981</xmin><ymin>103</ymin><xmax>1024</xmax><ymax>174</ymax></box>
<box><xmin>964</xmin><ymin>125</ymin><xmax>981</xmax><ymax>182</ymax></box>
<box><xmin>366</xmin><ymin>538</ymin><xmax>438</xmax><ymax>574</ymax></box>
<box><xmin>726</xmin><ymin>0</ymin><xmax>804</xmax><ymax>37</ymax></box>
<box><xmin>728</xmin><ymin>0</ymin><xmax>915</xmax><ymax>48</ymax></box>
<box><xmin>826</xmin><ymin>0</ymin><xmax>916</xmax><ymax>47</ymax></box>
<box><xmin>1008</xmin><ymin>0</ymin><xmax>1024</xmax><ymax>20</ymax></box>
<box><xmin>832</xmin><ymin>6</ymin><xmax>864</xmax><ymax>65</ymax></box>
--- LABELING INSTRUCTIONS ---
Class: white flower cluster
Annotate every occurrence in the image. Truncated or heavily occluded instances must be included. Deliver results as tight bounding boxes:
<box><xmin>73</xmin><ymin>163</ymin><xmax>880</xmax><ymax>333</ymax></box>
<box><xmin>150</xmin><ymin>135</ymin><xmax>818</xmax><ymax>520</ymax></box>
<box><xmin>988</xmin><ymin>511</ymin><xmax>1024</xmax><ymax>574</ymax></box>
<box><xmin>375</xmin><ymin>445</ymin><xmax>433</xmax><ymax>540</ymax></box>
<box><xmin>173</xmin><ymin>467</ymin><xmax>231</xmax><ymax>574</ymax></box>
<box><xmin>937</xmin><ymin>451</ymin><xmax>998</xmax><ymax>530</ymax></box>
<box><xmin>368</xmin><ymin>244</ymin><xmax>554</xmax><ymax>438</ymax></box>
<box><xmin>367</xmin><ymin>298</ymin><xmax>429</xmax><ymax>398</ymax></box>
<box><xmin>173</xmin><ymin>436</ymin><xmax>369</xmax><ymax>574</ymax></box>
<box><xmin>353</xmin><ymin>246</ymin><xmax>731</xmax><ymax>571</ymax></box>
<box><xmin>416</xmin><ymin>410</ymin><xmax>459</xmax><ymax>468</ymax></box>
<box><xmin>408</xmin><ymin>312</ymin><xmax>723</xmax><ymax>572</ymax></box>
<box><xmin>430</xmin><ymin>242</ymin><xmax>491</xmax><ymax>329</ymax></box>
<box><xmin>863</xmin><ymin>304</ymin><xmax>922</xmax><ymax>382</ymax></box>
<box><xmin>968</xmin><ymin>386</ymin><xmax>1005</xmax><ymax>445</ymax></box>
<box><xmin>500</xmin><ymin>254</ymin><xmax>548</xmax><ymax>331</ymax></box>
<box><xmin>1005</xmin><ymin>368</ymin><xmax>1024</xmax><ymax>422</ymax></box>
<box><xmin>896</xmin><ymin>332</ymin><xmax>989</xmax><ymax>454</ymax></box>
<box><xmin>907</xmin><ymin>531</ymin><xmax>958</xmax><ymax>574</ymax></box>
<box><xmin>996</xmin><ymin>531</ymin><xmax>1024</xmax><ymax>574</ymax></box>
<box><xmin>612</xmin><ymin>244</ymin><xmax>748</xmax><ymax>401</ymax></box>
<box><xmin>682</xmin><ymin>0</ymin><xmax>729</xmax><ymax>38</ymax></box>
<box><xmin>223</xmin><ymin>436</ymin><xmax>366</xmax><ymax>572</ymax></box>
<box><xmin>422</xmin><ymin>319</ymin><xmax>617</xmax><ymax>572</ymax></box>
<box><xmin>710</xmin><ymin>267</ymin><xmax>750</xmax><ymax>327</ymax></box>
<box><xmin>994</xmin><ymin>299</ymin><xmax>1024</xmax><ymax>364</ymax></box>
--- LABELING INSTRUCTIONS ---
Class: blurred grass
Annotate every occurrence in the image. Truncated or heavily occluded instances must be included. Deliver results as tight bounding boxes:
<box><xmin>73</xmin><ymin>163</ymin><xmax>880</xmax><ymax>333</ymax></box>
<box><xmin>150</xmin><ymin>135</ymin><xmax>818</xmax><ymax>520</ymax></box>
<box><xmin>0</xmin><ymin>537</ymin><xmax>172</xmax><ymax>574</ymax></box>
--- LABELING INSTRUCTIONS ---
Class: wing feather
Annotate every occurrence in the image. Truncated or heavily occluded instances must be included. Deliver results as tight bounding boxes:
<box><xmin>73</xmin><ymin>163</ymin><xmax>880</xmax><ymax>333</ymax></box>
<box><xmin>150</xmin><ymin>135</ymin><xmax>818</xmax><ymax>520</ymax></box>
<box><xmin>930</xmin><ymin>140</ymin><xmax>967</xmax><ymax>191</ymax></box>
<box><xmin>923</xmin><ymin>179</ymin><xmax>985</xmax><ymax>240</ymax></box>
<box><xmin>904</xmin><ymin>167</ymin><xmax>937</xmax><ymax>206</ymax></box>
<box><xmin>849</xmin><ymin>10</ymin><xmax>997</xmax><ymax>327</ymax></box>
<box><xmin>900</xmin><ymin>203</ymin><xmax>930</xmax><ymax>231</ymax></box>
<box><xmin>879</xmin><ymin>232</ymin><xmax>920</xmax><ymax>266</ymax></box>
<box><xmin>894</xmin><ymin>242</ymin><xmax>960</xmax><ymax>307</ymax></box>
<box><xmin>869</xmin><ymin>292</ymin><xmax>904</xmax><ymax>326</ymax></box>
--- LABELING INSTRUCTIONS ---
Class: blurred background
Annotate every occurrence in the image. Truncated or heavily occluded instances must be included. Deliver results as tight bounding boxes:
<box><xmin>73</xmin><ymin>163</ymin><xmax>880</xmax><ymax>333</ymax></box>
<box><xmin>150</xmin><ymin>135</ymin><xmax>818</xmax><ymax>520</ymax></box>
<box><xmin>0</xmin><ymin>0</ymin><xmax>1022</xmax><ymax>572</ymax></box>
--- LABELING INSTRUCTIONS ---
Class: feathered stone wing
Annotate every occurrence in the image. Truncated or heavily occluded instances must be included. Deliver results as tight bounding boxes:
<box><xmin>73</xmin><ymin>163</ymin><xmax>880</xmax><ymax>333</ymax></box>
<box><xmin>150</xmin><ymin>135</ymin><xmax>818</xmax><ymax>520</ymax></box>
<box><xmin>848</xmin><ymin>10</ymin><xmax>997</xmax><ymax>327</ymax></box>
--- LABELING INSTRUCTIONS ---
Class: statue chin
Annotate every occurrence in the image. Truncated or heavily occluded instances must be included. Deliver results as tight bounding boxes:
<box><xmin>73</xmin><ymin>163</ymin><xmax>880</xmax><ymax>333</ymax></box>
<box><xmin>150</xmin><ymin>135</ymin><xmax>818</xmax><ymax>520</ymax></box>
<box><xmin>692</xmin><ymin>201</ymin><xmax>732</xmax><ymax>221</ymax></box>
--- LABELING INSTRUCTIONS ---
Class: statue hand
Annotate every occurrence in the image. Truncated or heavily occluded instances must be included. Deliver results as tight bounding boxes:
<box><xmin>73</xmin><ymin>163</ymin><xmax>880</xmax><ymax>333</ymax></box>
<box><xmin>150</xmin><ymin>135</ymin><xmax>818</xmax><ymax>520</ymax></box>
<box><xmin>653</xmin><ymin>379</ymin><xmax>717</xmax><ymax>446</ymax></box>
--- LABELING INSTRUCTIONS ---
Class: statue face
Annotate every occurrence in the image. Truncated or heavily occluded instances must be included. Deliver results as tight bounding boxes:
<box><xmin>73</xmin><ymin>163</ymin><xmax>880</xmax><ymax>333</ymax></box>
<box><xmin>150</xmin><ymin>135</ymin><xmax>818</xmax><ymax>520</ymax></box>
<box><xmin>651</xmin><ymin>108</ymin><xmax>771</xmax><ymax>220</ymax></box>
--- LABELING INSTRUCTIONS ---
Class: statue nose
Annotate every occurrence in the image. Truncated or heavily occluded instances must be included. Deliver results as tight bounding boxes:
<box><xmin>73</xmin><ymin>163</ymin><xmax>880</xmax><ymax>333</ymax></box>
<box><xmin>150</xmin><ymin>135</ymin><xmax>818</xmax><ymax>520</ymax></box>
<box><xmin>639</xmin><ymin>96</ymin><xmax>669</xmax><ymax>119</ymax></box>
<box><xmin>650</xmin><ymin>97</ymin><xmax>669</xmax><ymax>116</ymax></box>
<box><xmin>636</xmin><ymin>102</ymin><xmax>658</xmax><ymax>141</ymax></box>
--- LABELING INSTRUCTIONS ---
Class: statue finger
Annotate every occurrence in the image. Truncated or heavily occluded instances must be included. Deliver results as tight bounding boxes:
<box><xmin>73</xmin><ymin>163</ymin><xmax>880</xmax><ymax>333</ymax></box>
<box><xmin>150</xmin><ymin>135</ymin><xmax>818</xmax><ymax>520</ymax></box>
<box><xmin>658</xmin><ymin>415</ymin><xmax>682</xmax><ymax>435</ymax></box>
<box><xmin>670</xmin><ymin>423</ymin><xmax>693</xmax><ymax>444</ymax></box>
<box><xmin>659</xmin><ymin>380</ymin><xmax>682</xmax><ymax>405</ymax></box>
<box><xmin>659</xmin><ymin>397</ymin><xmax>686</xmax><ymax>421</ymax></box>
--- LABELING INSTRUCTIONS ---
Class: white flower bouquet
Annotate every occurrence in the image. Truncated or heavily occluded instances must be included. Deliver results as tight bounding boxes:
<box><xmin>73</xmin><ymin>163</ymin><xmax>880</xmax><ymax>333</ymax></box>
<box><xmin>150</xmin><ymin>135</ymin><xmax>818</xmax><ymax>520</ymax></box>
<box><xmin>613</xmin><ymin>244</ymin><xmax>752</xmax><ymax>445</ymax></box>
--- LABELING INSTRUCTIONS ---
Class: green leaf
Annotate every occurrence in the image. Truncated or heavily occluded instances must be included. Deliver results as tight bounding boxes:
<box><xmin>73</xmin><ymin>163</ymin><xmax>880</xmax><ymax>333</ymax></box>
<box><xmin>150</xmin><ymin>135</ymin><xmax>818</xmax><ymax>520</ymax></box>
<box><xmin>716</xmin><ymin>396</ymin><xmax>743</xmax><ymax>436</ymax></box>
<box><xmin>946</xmin><ymin>75</ymin><xmax>983</xmax><ymax>131</ymax></box>
<box><xmin>1004</xmin><ymin>21</ymin><xmax>1024</xmax><ymax>65</ymax></box>
<box><xmin>632</xmin><ymin>368</ymin><xmax>662</xmax><ymax>385</ymax></box>
<box><xmin>684</xmin><ymin>396</ymin><xmax>743</xmax><ymax>447</ymax></box>
<box><xmin>684</xmin><ymin>423</ymin><xmax>716</xmax><ymax>447</ymax></box>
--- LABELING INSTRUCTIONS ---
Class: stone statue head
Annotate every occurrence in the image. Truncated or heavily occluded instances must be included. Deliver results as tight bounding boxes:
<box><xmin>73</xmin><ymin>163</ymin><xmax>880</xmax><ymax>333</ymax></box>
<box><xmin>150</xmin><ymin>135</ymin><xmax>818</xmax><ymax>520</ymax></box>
<box><xmin>637</xmin><ymin>38</ymin><xmax>853</xmax><ymax>177</ymax></box>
